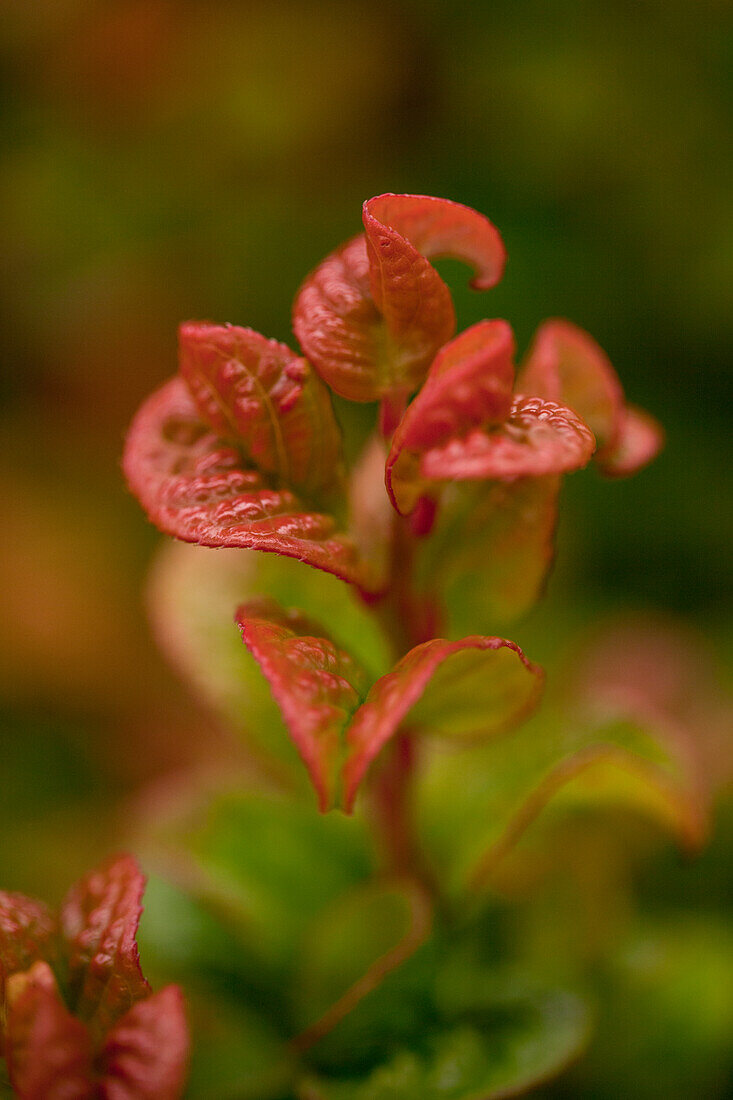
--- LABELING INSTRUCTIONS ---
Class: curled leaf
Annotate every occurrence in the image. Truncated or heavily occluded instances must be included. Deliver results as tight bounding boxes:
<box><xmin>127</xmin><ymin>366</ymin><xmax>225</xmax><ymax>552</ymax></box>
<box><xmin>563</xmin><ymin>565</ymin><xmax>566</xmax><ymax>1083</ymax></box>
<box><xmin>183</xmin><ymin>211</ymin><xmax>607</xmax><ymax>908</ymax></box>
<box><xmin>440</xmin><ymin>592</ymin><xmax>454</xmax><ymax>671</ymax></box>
<box><xmin>293</xmin><ymin>194</ymin><xmax>505</xmax><ymax>402</ymax></box>
<box><xmin>99</xmin><ymin>984</ymin><xmax>189</xmax><ymax>1100</ymax></box>
<box><xmin>60</xmin><ymin>854</ymin><xmax>151</xmax><ymax>1042</ymax></box>
<box><xmin>5</xmin><ymin>961</ymin><xmax>94</xmax><ymax>1100</ymax></box>
<box><xmin>418</xmin><ymin>396</ymin><xmax>595</xmax><ymax>483</ymax></box>
<box><xmin>386</xmin><ymin>322</ymin><xmax>594</xmax><ymax>515</ymax></box>
<box><xmin>519</xmin><ymin>319</ymin><xmax>662</xmax><ymax>476</ymax></box>
<box><xmin>236</xmin><ymin>600</ymin><xmax>370</xmax><ymax>811</ymax></box>
<box><xmin>595</xmin><ymin>404</ymin><xmax>664</xmax><ymax>478</ymax></box>
<box><xmin>178</xmin><ymin>321</ymin><xmax>342</xmax><ymax>501</ymax></box>
<box><xmin>343</xmin><ymin>636</ymin><xmax>543</xmax><ymax>811</ymax></box>
<box><xmin>122</xmin><ymin>377</ymin><xmax>365</xmax><ymax>586</ymax></box>
<box><xmin>386</xmin><ymin>321</ymin><xmax>515</xmax><ymax>513</ymax></box>
<box><xmin>363</xmin><ymin>193</ymin><xmax>506</xmax><ymax>292</ymax></box>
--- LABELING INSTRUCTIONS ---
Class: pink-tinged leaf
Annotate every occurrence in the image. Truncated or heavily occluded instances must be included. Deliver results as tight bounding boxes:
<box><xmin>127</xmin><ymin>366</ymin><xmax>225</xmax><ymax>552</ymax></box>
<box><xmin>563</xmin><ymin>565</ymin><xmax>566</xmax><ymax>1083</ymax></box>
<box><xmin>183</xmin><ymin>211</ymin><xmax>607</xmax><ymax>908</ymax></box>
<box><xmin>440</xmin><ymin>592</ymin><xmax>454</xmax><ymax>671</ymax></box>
<box><xmin>364</xmin><ymin>194</ymin><xmax>506</xmax><ymax>292</ymax></box>
<box><xmin>178</xmin><ymin>322</ymin><xmax>343</xmax><ymax>500</ymax></box>
<box><xmin>595</xmin><ymin>404</ymin><xmax>664</xmax><ymax>478</ymax></box>
<box><xmin>99</xmin><ymin>985</ymin><xmax>189</xmax><ymax>1100</ymax></box>
<box><xmin>122</xmin><ymin>377</ymin><xmax>366</xmax><ymax>587</ymax></box>
<box><xmin>419</xmin><ymin>396</ymin><xmax>595</xmax><ymax>481</ymax></box>
<box><xmin>342</xmin><ymin>637</ymin><xmax>543</xmax><ymax>811</ymax></box>
<box><xmin>235</xmin><ymin>600</ymin><xmax>370</xmax><ymax>810</ymax></box>
<box><xmin>389</xmin><ymin>386</ymin><xmax>594</xmax><ymax>516</ymax></box>
<box><xmin>386</xmin><ymin>321</ymin><xmax>514</xmax><ymax>513</ymax></box>
<box><xmin>60</xmin><ymin>855</ymin><xmax>150</xmax><ymax>1044</ymax></box>
<box><xmin>416</xmin><ymin>477</ymin><xmax>561</xmax><ymax>630</ymax></box>
<box><xmin>0</xmin><ymin>893</ymin><xmax>55</xmax><ymax>1039</ymax></box>
<box><xmin>293</xmin><ymin>194</ymin><xmax>505</xmax><ymax>403</ymax></box>
<box><xmin>519</xmin><ymin>319</ymin><xmax>624</xmax><ymax>452</ymax></box>
<box><xmin>5</xmin><ymin>960</ymin><xmax>95</xmax><ymax>1100</ymax></box>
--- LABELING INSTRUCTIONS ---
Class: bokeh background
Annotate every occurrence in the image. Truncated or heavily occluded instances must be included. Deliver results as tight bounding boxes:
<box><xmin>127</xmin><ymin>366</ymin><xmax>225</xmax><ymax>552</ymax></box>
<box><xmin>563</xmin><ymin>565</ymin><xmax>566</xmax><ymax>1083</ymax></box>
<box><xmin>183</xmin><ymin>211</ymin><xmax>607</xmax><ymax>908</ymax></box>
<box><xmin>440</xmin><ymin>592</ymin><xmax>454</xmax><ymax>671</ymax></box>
<box><xmin>0</xmin><ymin>0</ymin><xmax>731</xmax><ymax>1094</ymax></box>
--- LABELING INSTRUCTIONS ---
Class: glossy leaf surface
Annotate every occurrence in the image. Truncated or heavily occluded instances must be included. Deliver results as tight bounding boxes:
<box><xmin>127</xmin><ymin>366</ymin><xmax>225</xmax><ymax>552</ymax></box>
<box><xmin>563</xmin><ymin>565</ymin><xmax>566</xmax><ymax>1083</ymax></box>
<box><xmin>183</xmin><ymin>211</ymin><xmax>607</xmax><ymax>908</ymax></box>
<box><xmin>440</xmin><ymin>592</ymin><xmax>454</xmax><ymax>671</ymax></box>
<box><xmin>293</xmin><ymin>194</ymin><xmax>505</xmax><ymax>402</ymax></box>
<box><xmin>148</xmin><ymin>542</ymin><xmax>389</xmax><ymax>785</ymax></box>
<box><xmin>386</xmin><ymin>321</ymin><xmax>515</xmax><ymax>513</ymax></box>
<box><xmin>235</xmin><ymin>602</ymin><xmax>542</xmax><ymax>812</ymax></box>
<box><xmin>236</xmin><ymin>600</ymin><xmax>370</xmax><ymax>810</ymax></box>
<box><xmin>519</xmin><ymin>319</ymin><xmax>624</xmax><ymax>452</ymax></box>
<box><xmin>60</xmin><ymin>854</ymin><xmax>151</xmax><ymax>1042</ymax></box>
<box><xmin>178</xmin><ymin>321</ymin><xmax>342</xmax><ymax>500</ymax></box>
<box><xmin>122</xmin><ymin>377</ymin><xmax>365</xmax><ymax>586</ymax></box>
<box><xmin>99</xmin><ymin>984</ymin><xmax>189</xmax><ymax>1100</ymax></box>
<box><xmin>343</xmin><ymin>637</ymin><xmax>543</xmax><ymax>811</ymax></box>
<box><xmin>415</xmin><ymin>477</ymin><xmax>561</xmax><ymax>631</ymax></box>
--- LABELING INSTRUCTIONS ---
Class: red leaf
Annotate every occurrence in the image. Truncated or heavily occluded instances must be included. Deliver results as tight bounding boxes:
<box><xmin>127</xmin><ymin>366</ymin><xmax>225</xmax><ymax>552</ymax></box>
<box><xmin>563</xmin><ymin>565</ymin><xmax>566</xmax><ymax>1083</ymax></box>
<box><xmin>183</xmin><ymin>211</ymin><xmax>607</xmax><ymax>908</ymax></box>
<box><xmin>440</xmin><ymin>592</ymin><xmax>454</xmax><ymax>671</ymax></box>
<box><xmin>519</xmin><ymin>319</ymin><xmax>624</xmax><ymax>453</ymax></box>
<box><xmin>363</xmin><ymin>193</ymin><xmax>506</xmax><ymax>291</ymax></box>
<box><xmin>60</xmin><ymin>855</ymin><xmax>150</xmax><ymax>1043</ymax></box>
<box><xmin>595</xmin><ymin>404</ymin><xmax>664</xmax><ymax>478</ymax></box>
<box><xmin>5</xmin><ymin>961</ymin><xmax>95</xmax><ymax>1100</ymax></box>
<box><xmin>122</xmin><ymin>377</ymin><xmax>366</xmax><ymax>587</ymax></box>
<box><xmin>235</xmin><ymin>600</ymin><xmax>370</xmax><ymax>810</ymax></box>
<box><xmin>342</xmin><ymin>636</ymin><xmax>543</xmax><ymax>811</ymax></box>
<box><xmin>178</xmin><ymin>322</ymin><xmax>343</xmax><ymax>501</ymax></box>
<box><xmin>419</xmin><ymin>396</ymin><xmax>595</xmax><ymax>481</ymax></box>
<box><xmin>293</xmin><ymin>194</ymin><xmax>505</xmax><ymax>402</ymax></box>
<box><xmin>389</xmin><ymin>385</ymin><xmax>594</xmax><ymax>516</ymax></box>
<box><xmin>99</xmin><ymin>985</ymin><xmax>189</xmax><ymax>1100</ymax></box>
<box><xmin>519</xmin><ymin>319</ymin><xmax>663</xmax><ymax>476</ymax></box>
<box><xmin>386</xmin><ymin>321</ymin><xmax>514</xmax><ymax>513</ymax></box>
<box><xmin>0</xmin><ymin>893</ymin><xmax>56</xmax><ymax>1040</ymax></box>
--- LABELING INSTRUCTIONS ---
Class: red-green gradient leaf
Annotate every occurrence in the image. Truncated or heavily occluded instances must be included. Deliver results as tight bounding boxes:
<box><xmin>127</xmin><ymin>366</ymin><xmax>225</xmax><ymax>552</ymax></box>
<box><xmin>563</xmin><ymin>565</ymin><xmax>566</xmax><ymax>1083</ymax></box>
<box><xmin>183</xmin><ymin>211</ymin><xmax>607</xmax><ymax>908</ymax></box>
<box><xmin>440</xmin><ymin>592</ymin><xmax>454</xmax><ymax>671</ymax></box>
<box><xmin>5</xmin><ymin>961</ymin><xmax>95</xmax><ymax>1100</ymax></box>
<box><xmin>386</xmin><ymin>321</ymin><xmax>515</xmax><ymax>513</ymax></box>
<box><xmin>595</xmin><ymin>404</ymin><xmax>664</xmax><ymax>478</ymax></box>
<box><xmin>178</xmin><ymin>322</ymin><xmax>342</xmax><ymax>500</ymax></box>
<box><xmin>342</xmin><ymin>637</ymin><xmax>543</xmax><ymax>811</ymax></box>
<box><xmin>60</xmin><ymin>855</ymin><xmax>151</xmax><ymax>1044</ymax></box>
<box><xmin>0</xmin><ymin>892</ymin><xmax>55</xmax><ymax>1039</ymax></box>
<box><xmin>235</xmin><ymin>600</ymin><xmax>370</xmax><ymax>810</ymax></box>
<box><xmin>293</xmin><ymin>194</ymin><xmax>505</xmax><ymax>402</ymax></box>
<box><xmin>122</xmin><ymin>377</ymin><xmax>366</xmax><ymax>587</ymax></box>
<box><xmin>519</xmin><ymin>319</ymin><xmax>624</xmax><ymax>452</ymax></box>
<box><xmin>99</xmin><ymin>984</ymin><xmax>189</xmax><ymax>1100</ymax></box>
<box><xmin>415</xmin><ymin>477</ymin><xmax>561</xmax><ymax>631</ymax></box>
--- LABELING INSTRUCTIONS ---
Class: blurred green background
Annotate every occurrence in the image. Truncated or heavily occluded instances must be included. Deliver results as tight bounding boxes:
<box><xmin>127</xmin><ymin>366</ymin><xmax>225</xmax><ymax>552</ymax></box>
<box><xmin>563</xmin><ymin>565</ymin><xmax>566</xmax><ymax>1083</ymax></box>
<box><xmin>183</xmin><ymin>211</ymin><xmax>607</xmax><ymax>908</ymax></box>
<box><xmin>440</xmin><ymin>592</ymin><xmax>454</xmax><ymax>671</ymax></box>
<box><xmin>0</xmin><ymin>0</ymin><xmax>730</xmax><ymax>1092</ymax></box>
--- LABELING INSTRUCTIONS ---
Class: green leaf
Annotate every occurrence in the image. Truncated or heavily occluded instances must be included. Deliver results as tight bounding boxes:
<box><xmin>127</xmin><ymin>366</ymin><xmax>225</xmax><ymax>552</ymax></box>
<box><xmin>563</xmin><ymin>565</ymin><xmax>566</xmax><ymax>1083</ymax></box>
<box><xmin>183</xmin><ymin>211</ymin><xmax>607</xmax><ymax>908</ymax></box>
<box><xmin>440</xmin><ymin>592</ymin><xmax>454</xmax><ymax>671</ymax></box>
<box><xmin>186</xmin><ymin>997</ymin><xmax>296</xmax><ymax>1100</ymax></box>
<box><xmin>149</xmin><ymin>790</ymin><xmax>373</xmax><ymax>974</ymax></box>
<box><xmin>416</xmin><ymin>710</ymin><xmax>709</xmax><ymax>900</ymax></box>
<box><xmin>292</xmin><ymin>879</ymin><xmax>432</xmax><ymax>1040</ymax></box>
<box><xmin>299</xmin><ymin>981</ymin><xmax>590</xmax><ymax>1100</ymax></box>
<box><xmin>415</xmin><ymin>477</ymin><xmax>560</xmax><ymax>632</ymax></box>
